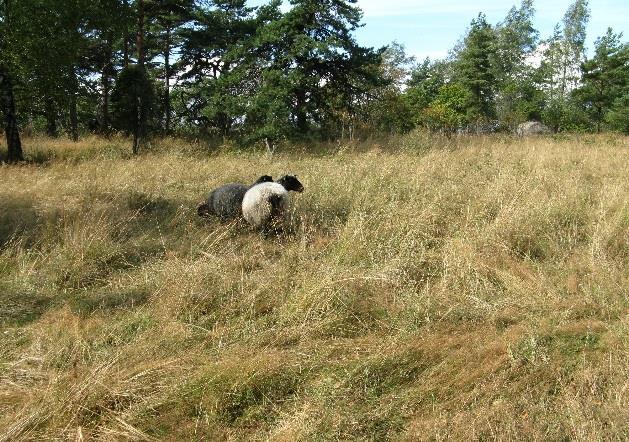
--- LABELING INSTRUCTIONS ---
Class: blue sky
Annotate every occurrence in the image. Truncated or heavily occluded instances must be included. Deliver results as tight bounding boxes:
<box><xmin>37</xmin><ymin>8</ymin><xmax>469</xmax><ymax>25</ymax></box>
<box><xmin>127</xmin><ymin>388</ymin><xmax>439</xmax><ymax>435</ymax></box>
<box><xmin>250</xmin><ymin>0</ymin><xmax>629</xmax><ymax>60</ymax></box>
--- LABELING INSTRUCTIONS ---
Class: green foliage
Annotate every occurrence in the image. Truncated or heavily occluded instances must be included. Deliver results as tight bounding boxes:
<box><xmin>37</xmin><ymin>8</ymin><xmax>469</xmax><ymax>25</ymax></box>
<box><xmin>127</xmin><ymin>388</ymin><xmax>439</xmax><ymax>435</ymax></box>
<box><xmin>111</xmin><ymin>65</ymin><xmax>156</xmax><ymax>142</ymax></box>
<box><xmin>244</xmin><ymin>0</ymin><xmax>385</xmax><ymax>142</ymax></box>
<box><xmin>364</xmin><ymin>91</ymin><xmax>415</xmax><ymax>135</ymax></box>
<box><xmin>175</xmin><ymin>0</ymin><xmax>258</xmax><ymax>136</ymax></box>
<box><xmin>492</xmin><ymin>0</ymin><xmax>538</xmax><ymax>80</ymax></box>
<box><xmin>455</xmin><ymin>13</ymin><xmax>497</xmax><ymax>120</ymax></box>
<box><xmin>404</xmin><ymin>58</ymin><xmax>451</xmax><ymax>133</ymax></box>
<box><xmin>360</xmin><ymin>42</ymin><xmax>416</xmax><ymax>135</ymax></box>
<box><xmin>605</xmin><ymin>94</ymin><xmax>629</xmax><ymax>133</ymax></box>
<box><xmin>492</xmin><ymin>1</ymin><xmax>540</xmax><ymax>128</ymax></box>
<box><xmin>420</xmin><ymin>83</ymin><xmax>472</xmax><ymax>133</ymax></box>
<box><xmin>575</xmin><ymin>28</ymin><xmax>629</xmax><ymax>132</ymax></box>
<box><xmin>2</xmin><ymin>0</ymin><xmax>628</xmax><ymax>142</ymax></box>
<box><xmin>496</xmin><ymin>78</ymin><xmax>545</xmax><ymax>128</ymax></box>
<box><xmin>406</xmin><ymin>59</ymin><xmax>447</xmax><ymax>111</ymax></box>
<box><xmin>538</xmin><ymin>1</ymin><xmax>591</xmax><ymax>132</ymax></box>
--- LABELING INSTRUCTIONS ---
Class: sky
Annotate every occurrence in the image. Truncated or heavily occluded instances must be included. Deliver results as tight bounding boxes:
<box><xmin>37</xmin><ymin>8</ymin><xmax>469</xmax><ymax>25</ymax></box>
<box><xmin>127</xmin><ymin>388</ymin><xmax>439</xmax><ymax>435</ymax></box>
<box><xmin>250</xmin><ymin>0</ymin><xmax>629</xmax><ymax>60</ymax></box>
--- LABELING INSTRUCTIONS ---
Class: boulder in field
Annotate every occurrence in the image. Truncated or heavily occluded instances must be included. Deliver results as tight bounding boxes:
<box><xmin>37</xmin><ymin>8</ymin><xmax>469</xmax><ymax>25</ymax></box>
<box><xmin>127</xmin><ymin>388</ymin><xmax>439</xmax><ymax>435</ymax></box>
<box><xmin>516</xmin><ymin>121</ymin><xmax>550</xmax><ymax>136</ymax></box>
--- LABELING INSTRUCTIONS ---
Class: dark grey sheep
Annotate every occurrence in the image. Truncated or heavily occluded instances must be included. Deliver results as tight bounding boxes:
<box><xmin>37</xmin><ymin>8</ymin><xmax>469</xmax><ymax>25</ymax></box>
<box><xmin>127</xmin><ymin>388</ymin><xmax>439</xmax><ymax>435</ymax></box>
<box><xmin>197</xmin><ymin>175</ymin><xmax>273</xmax><ymax>220</ymax></box>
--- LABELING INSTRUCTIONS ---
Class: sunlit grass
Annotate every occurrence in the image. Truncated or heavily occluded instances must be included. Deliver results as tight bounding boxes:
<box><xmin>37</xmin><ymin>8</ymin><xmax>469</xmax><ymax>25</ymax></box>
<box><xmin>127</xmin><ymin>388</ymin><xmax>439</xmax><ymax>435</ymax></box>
<box><xmin>0</xmin><ymin>132</ymin><xmax>627</xmax><ymax>440</ymax></box>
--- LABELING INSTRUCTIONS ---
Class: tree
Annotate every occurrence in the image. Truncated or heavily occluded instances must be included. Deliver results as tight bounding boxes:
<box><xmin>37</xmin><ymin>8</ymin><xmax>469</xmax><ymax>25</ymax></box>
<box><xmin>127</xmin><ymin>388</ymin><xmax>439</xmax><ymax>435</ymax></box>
<box><xmin>420</xmin><ymin>83</ymin><xmax>472</xmax><ymax>134</ymax></box>
<box><xmin>84</xmin><ymin>0</ymin><xmax>134</xmax><ymax>134</ymax></box>
<box><xmin>405</xmin><ymin>58</ymin><xmax>450</xmax><ymax>123</ymax></box>
<box><xmin>538</xmin><ymin>0</ymin><xmax>590</xmax><ymax>131</ymax></box>
<box><xmin>111</xmin><ymin>65</ymin><xmax>156</xmax><ymax>154</ymax></box>
<box><xmin>360</xmin><ymin>42</ymin><xmax>415</xmax><ymax>135</ymax></box>
<box><xmin>561</xmin><ymin>0</ymin><xmax>590</xmax><ymax>95</ymax></box>
<box><xmin>175</xmin><ymin>0</ymin><xmax>259</xmax><ymax>136</ymax></box>
<box><xmin>493</xmin><ymin>0</ymin><xmax>538</xmax><ymax>81</ymax></box>
<box><xmin>0</xmin><ymin>67</ymin><xmax>23</xmax><ymax>161</ymax></box>
<box><xmin>0</xmin><ymin>0</ymin><xmax>23</xmax><ymax>161</ymax></box>
<box><xmin>455</xmin><ymin>13</ymin><xmax>498</xmax><ymax>122</ymax></box>
<box><xmin>576</xmin><ymin>29</ymin><xmax>629</xmax><ymax>132</ymax></box>
<box><xmin>14</xmin><ymin>0</ymin><xmax>91</xmax><ymax>139</ymax></box>
<box><xmin>605</xmin><ymin>94</ymin><xmax>629</xmax><ymax>134</ymax></box>
<box><xmin>145</xmin><ymin>0</ymin><xmax>195</xmax><ymax>133</ymax></box>
<box><xmin>245</xmin><ymin>0</ymin><xmax>384</xmax><ymax>143</ymax></box>
<box><xmin>492</xmin><ymin>0</ymin><xmax>540</xmax><ymax>128</ymax></box>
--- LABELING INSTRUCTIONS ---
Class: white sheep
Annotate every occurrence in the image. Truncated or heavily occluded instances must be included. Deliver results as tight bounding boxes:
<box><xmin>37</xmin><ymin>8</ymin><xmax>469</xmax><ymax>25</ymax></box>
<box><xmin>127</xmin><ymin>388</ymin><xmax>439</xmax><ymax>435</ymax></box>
<box><xmin>242</xmin><ymin>175</ymin><xmax>304</xmax><ymax>231</ymax></box>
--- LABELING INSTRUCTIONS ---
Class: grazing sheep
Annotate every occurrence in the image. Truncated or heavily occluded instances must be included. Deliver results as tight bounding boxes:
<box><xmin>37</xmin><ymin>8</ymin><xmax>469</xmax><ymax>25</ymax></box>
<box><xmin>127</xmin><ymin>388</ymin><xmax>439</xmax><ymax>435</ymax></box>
<box><xmin>242</xmin><ymin>175</ymin><xmax>304</xmax><ymax>231</ymax></box>
<box><xmin>197</xmin><ymin>175</ymin><xmax>273</xmax><ymax>220</ymax></box>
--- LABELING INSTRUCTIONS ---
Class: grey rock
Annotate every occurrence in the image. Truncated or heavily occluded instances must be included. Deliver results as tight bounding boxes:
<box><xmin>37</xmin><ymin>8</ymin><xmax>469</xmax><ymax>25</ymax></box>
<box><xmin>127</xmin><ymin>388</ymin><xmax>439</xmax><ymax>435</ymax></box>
<box><xmin>516</xmin><ymin>121</ymin><xmax>550</xmax><ymax>137</ymax></box>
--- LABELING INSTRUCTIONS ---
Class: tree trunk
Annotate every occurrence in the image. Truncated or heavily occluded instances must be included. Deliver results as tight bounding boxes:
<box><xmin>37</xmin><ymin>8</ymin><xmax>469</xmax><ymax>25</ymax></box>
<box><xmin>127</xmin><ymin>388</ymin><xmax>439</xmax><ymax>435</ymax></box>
<box><xmin>68</xmin><ymin>69</ymin><xmax>79</xmax><ymax>141</ymax></box>
<box><xmin>45</xmin><ymin>99</ymin><xmax>58</xmax><ymax>138</ymax></box>
<box><xmin>69</xmin><ymin>92</ymin><xmax>78</xmax><ymax>142</ymax></box>
<box><xmin>133</xmin><ymin>129</ymin><xmax>140</xmax><ymax>155</ymax></box>
<box><xmin>164</xmin><ymin>25</ymin><xmax>171</xmax><ymax>133</ymax></box>
<box><xmin>133</xmin><ymin>94</ymin><xmax>141</xmax><ymax>155</ymax></box>
<box><xmin>122</xmin><ymin>0</ymin><xmax>130</xmax><ymax>67</ymax></box>
<box><xmin>101</xmin><ymin>36</ymin><xmax>113</xmax><ymax>133</ymax></box>
<box><xmin>0</xmin><ymin>66</ymin><xmax>23</xmax><ymax>162</ymax></box>
<box><xmin>102</xmin><ymin>70</ymin><xmax>110</xmax><ymax>133</ymax></box>
<box><xmin>137</xmin><ymin>0</ymin><xmax>145</xmax><ymax>66</ymax></box>
<box><xmin>295</xmin><ymin>89</ymin><xmax>308</xmax><ymax>132</ymax></box>
<box><xmin>123</xmin><ymin>35</ymin><xmax>130</xmax><ymax>68</ymax></box>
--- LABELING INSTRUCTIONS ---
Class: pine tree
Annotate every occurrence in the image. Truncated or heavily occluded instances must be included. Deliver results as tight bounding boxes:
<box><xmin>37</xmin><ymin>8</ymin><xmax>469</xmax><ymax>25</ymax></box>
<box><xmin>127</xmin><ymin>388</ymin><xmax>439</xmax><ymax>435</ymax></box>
<box><xmin>144</xmin><ymin>0</ymin><xmax>195</xmax><ymax>133</ymax></box>
<box><xmin>456</xmin><ymin>13</ymin><xmax>498</xmax><ymax>122</ymax></box>
<box><xmin>176</xmin><ymin>0</ymin><xmax>259</xmax><ymax>136</ymax></box>
<box><xmin>246</xmin><ymin>0</ymin><xmax>383</xmax><ymax>142</ymax></box>
<box><xmin>576</xmin><ymin>28</ymin><xmax>629</xmax><ymax>132</ymax></box>
<box><xmin>84</xmin><ymin>0</ymin><xmax>134</xmax><ymax>134</ymax></box>
<box><xmin>111</xmin><ymin>64</ymin><xmax>156</xmax><ymax>154</ymax></box>
<box><xmin>605</xmin><ymin>94</ymin><xmax>629</xmax><ymax>134</ymax></box>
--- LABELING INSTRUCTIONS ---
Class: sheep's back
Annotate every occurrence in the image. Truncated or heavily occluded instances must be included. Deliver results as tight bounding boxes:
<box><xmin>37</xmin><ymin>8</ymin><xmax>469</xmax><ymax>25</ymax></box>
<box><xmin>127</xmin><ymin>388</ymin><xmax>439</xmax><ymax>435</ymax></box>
<box><xmin>242</xmin><ymin>183</ymin><xmax>289</xmax><ymax>227</ymax></box>
<box><xmin>208</xmin><ymin>183</ymin><xmax>248</xmax><ymax>219</ymax></box>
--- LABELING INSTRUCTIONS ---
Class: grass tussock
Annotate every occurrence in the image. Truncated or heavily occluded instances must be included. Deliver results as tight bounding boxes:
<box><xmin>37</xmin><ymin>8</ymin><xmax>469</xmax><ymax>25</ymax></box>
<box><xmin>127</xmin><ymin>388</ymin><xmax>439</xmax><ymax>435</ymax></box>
<box><xmin>0</xmin><ymin>133</ymin><xmax>628</xmax><ymax>440</ymax></box>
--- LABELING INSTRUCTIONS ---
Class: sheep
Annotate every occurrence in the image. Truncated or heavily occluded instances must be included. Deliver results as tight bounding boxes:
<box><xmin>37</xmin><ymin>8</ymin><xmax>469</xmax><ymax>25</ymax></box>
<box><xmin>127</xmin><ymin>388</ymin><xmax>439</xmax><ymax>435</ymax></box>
<box><xmin>241</xmin><ymin>175</ymin><xmax>304</xmax><ymax>231</ymax></box>
<box><xmin>197</xmin><ymin>175</ymin><xmax>273</xmax><ymax>221</ymax></box>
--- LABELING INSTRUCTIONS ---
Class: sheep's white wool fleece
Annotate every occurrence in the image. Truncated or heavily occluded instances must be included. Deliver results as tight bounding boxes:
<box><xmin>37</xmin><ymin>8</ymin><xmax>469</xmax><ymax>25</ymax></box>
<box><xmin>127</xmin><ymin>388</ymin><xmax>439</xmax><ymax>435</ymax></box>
<box><xmin>242</xmin><ymin>182</ymin><xmax>290</xmax><ymax>227</ymax></box>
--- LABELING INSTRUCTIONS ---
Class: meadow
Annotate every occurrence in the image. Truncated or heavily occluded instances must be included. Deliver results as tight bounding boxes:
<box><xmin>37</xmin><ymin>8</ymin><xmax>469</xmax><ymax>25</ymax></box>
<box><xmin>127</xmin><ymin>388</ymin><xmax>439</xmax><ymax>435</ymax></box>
<box><xmin>0</xmin><ymin>133</ymin><xmax>627</xmax><ymax>440</ymax></box>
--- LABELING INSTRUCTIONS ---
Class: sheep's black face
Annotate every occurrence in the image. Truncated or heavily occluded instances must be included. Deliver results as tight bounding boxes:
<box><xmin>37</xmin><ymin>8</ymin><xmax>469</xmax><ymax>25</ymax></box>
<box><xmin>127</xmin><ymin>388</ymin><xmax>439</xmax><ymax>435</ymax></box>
<box><xmin>278</xmin><ymin>175</ymin><xmax>304</xmax><ymax>193</ymax></box>
<box><xmin>254</xmin><ymin>175</ymin><xmax>273</xmax><ymax>184</ymax></box>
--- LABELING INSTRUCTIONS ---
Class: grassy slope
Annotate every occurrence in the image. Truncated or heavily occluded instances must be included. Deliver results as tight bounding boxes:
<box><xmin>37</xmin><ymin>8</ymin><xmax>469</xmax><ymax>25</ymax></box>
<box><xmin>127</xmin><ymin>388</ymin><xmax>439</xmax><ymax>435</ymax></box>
<box><xmin>0</xmin><ymin>134</ymin><xmax>627</xmax><ymax>440</ymax></box>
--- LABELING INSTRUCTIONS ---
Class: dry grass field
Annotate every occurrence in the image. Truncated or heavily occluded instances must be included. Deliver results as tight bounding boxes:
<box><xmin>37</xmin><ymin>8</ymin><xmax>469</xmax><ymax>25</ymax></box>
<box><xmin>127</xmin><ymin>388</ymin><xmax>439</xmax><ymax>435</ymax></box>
<box><xmin>0</xmin><ymin>133</ymin><xmax>627</xmax><ymax>440</ymax></box>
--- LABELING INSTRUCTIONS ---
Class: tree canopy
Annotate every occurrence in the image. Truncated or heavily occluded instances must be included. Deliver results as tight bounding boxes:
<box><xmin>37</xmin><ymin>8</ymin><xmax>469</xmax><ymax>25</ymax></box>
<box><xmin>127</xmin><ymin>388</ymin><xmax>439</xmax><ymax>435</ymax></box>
<box><xmin>1</xmin><ymin>0</ymin><xmax>628</xmax><ymax>159</ymax></box>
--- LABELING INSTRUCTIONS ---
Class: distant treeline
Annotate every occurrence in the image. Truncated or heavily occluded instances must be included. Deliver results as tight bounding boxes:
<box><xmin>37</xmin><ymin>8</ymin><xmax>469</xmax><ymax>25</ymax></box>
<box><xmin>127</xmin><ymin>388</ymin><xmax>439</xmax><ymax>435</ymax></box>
<box><xmin>0</xmin><ymin>0</ymin><xmax>628</xmax><ymax>159</ymax></box>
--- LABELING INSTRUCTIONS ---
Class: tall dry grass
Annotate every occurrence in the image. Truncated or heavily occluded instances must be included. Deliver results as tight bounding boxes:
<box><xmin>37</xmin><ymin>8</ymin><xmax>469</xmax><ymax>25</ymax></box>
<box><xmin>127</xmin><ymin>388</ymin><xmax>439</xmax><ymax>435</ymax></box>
<box><xmin>0</xmin><ymin>133</ymin><xmax>627</xmax><ymax>440</ymax></box>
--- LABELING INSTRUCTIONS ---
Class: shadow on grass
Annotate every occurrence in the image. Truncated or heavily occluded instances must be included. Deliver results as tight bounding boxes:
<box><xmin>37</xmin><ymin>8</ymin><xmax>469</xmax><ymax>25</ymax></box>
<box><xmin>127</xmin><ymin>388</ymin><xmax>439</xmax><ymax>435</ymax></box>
<box><xmin>0</xmin><ymin>195</ymin><xmax>45</xmax><ymax>247</ymax></box>
<box><xmin>2</xmin><ymin>141</ymin><xmax>134</xmax><ymax>166</ymax></box>
<box><xmin>69</xmin><ymin>287</ymin><xmax>150</xmax><ymax>316</ymax></box>
<box><xmin>1</xmin><ymin>147</ymin><xmax>70</xmax><ymax>166</ymax></box>
<box><xmin>125</xmin><ymin>190</ymin><xmax>180</xmax><ymax>218</ymax></box>
<box><xmin>0</xmin><ymin>284</ymin><xmax>54</xmax><ymax>328</ymax></box>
